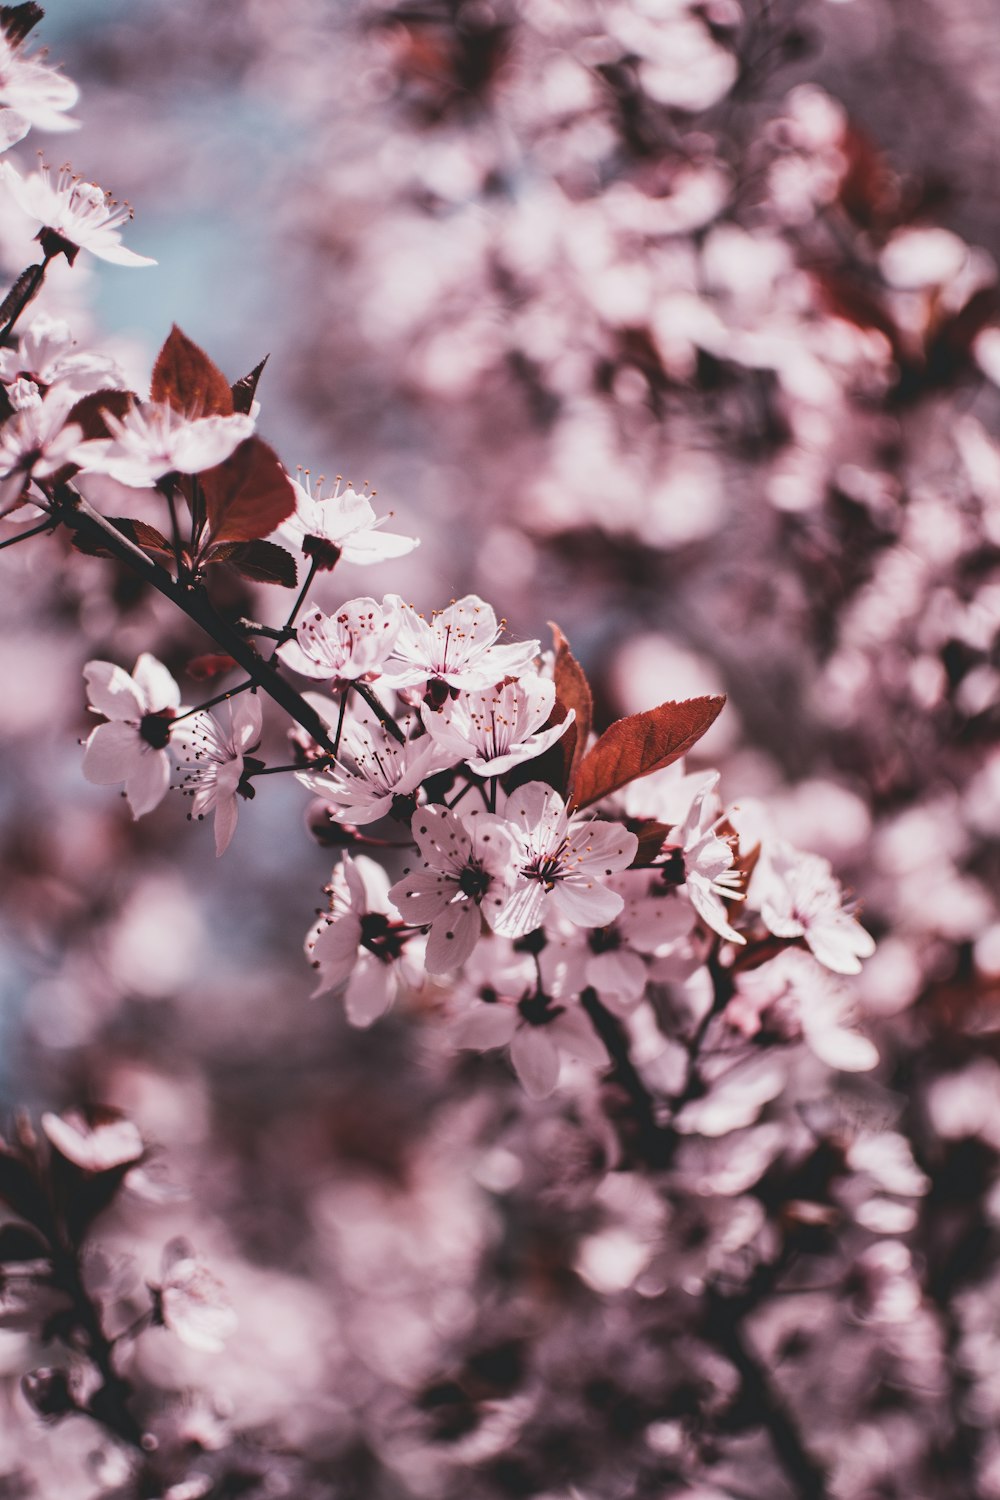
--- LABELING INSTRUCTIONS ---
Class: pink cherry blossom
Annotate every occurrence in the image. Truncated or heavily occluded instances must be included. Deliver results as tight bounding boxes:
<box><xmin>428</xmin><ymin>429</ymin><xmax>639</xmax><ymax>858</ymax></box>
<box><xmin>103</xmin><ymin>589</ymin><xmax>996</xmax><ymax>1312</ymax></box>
<box><xmin>661</xmin><ymin>772</ymin><xmax>747</xmax><ymax>944</ymax></box>
<box><xmin>0</xmin><ymin>386</ymin><xmax>82</xmax><ymax>514</ymax></box>
<box><xmin>756</xmin><ymin>838</ymin><xmax>876</xmax><ymax>974</ymax></box>
<box><xmin>156</xmin><ymin>1239</ymin><xmax>237</xmax><ymax>1354</ymax></box>
<box><xmin>453</xmin><ymin>989</ymin><xmax>609</xmax><ymax>1099</ymax></box>
<box><xmin>307</xmin><ymin>852</ymin><xmax>413</xmax><ymax>1023</ymax></box>
<box><xmin>381</xmin><ymin>593</ymin><xmax>540</xmax><ymax>692</ymax></box>
<box><xmin>41</xmin><ymin>1110</ymin><xmax>144</xmax><ymax>1172</ymax></box>
<box><xmin>0</xmin><ymin>161</ymin><xmax>155</xmax><ymax>266</ymax></box>
<box><xmin>389</xmin><ymin>803</ymin><xmax>518</xmax><ymax>972</ymax></box>
<box><xmin>172</xmin><ymin>694</ymin><xmax>263</xmax><ymax>856</ymax></box>
<box><xmin>0</xmin><ymin>313</ymin><xmax>125</xmax><ymax>397</ymax></box>
<box><xmin>420</xmin><ymin>672</ymin><xmax>574</xmax><ymax>777</ymax></box>
<box><xmin>0</xmin><ymin>31</ymin><xmax>78</xmax><ymax>133</ymax></box>
<box><xmin>76</xmin><ymin>399</ymin><xmax>253</xmax><ymax>487</ymax></box>
<box><xmin>298</xmin><ymin>712</ymin><xmax>451</xmax><ymax>825</ymax></box>
<box><xmin>273</xmin><ymin>470</ymin><xmax>419</xmax><ymax>569</ymax></box>
<box><xmin>81</xmin><ymin>653</ymin><xmax>181</xmax><ymax>818</ymax></box>
<box><xmin>489</xmin><ymin>782</ymin><xmax>639</xmax><ymax>938</ymax></box>
<box><xmin>277</xmin><ymin>596</ymin><xmax>401</xmax><ymax>689</ymax></box>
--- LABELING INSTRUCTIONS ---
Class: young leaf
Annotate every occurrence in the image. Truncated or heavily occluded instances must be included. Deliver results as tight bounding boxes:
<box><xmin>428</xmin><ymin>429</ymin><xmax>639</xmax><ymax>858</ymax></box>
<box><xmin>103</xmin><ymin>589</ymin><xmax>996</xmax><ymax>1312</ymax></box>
<box><xmin>69</xmin><ymin>516</ymin><xmax>173</xmax><ymax>559</ymax></box>
<box><xmin>549</xmin><ymin>621</ymin><xmax>592</xmax><ymax>790</ymax></box>
<box><xmin>231</xmin><ymin>355</ymin><xmax>269</xmax><ymax>415</ymax></box>
<box><xmin>627</xmin><ymin>819</ymin><xmax>672</xmax><ymax>868</ymax></box>
<box><xmin>199</xmin><ymin>437</ymin><xmax>297</xmax><ymax>544</ymax></box>
<box><xmin>571</xmin><ymin>695</ymin><xmax>725</xmax><ymax>810</ymax></box>
<box><xmin>205</xmin><ymin>538</ymin><xmax>298</xmax><ymax>587</ymax></box>
<box><xmin>66</xmin><ymin>388</ymin><xmax>135</xmax><ymax>441</ymax></box>
<box><xmin>150</xmin><ymin>325</ymin><xmax>233</xmax><ymax>417</ymax></box>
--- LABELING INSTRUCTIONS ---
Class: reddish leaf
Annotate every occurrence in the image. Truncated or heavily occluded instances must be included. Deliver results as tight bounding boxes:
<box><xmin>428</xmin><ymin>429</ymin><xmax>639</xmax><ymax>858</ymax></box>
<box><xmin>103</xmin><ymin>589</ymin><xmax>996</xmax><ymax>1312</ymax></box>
<box><xmin>205</xmin><ymin>537</ymin><xmax>298</xmax><ymax>587</ymax></box>
<box><xmin>150</xmin><ymin>325</ymin><xmax>233</xmax><ymax>417</ymax></box>
<box><xmin>199</xmin><ymin>437</ymin><xmax>297</xmax><ymax>544</ymax></box>
<box><xmin>571</xmin><ymin>695</ymin><xmax>725</xmax><ymax>810</ymax></box>
<box><xmin>66</xmin><ymin>388</ymin><xmax>135</xmax><ymax>441</ymax></box>
<box><xmin>627</xmin><ymin>819</ymin><xmax>672</xmax><ymax>868</ymax></box>
<box><xmin>231</xmin><ymin>355</ymin><xmax>269</xmax><ymax>415</ymax></box>
<box><xmin>69</xmin><ymin>516</ymin><xmax>173</xmax><ymax>559</ymax></box>
<box><xmin>186</xmin><ymin>653</ymin><xmax>238</xmax><ymax>681</ymax></box>
<box><xmin>549</xmin><ymin>621</ymin><xmax>592</xmax><ymax>792</ymax></box>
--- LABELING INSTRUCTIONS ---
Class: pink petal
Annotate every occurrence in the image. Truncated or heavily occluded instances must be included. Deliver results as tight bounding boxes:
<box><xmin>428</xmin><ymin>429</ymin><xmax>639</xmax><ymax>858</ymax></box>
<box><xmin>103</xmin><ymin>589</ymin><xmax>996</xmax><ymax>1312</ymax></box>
<box><xmin>84</xmin><ymin>660</ymin><xmax>143</xmax><ymax>720</ymax></box>
<box><xmin>510</xmin><ymin>1026</ymin><xmax>561</xmax><ymax>1099</ymax></box>
<box><xmin>124</xmin><ymin>746</ymin><xmax>170</xmax><ymax>818</ymax></box>
<box><xmin>82</xmin><ymin>720</ymin><xmax>141</xmax><ymax>784</ymax></box>
<box><xmin>426</xmin><ymin>900</ymin><xmax>481</xmax><ymax>974</ymax></box>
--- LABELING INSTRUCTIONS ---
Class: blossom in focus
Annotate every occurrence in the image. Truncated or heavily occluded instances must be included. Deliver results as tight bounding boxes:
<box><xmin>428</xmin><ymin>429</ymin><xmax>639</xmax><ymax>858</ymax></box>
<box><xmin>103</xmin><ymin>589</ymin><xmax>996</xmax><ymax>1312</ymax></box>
<box><xmin>0</xmin><ymin>30</ymin><xmax>78</xmax><ymax>133</ymax></box>
<box><xmin>273</xmin><ymin>470</ymin><xmax>419</xmax><ymax>569</ymax></box>
<box><xmin>489</xmin><ymin>782</ymin><xmax>639</xmax><ymax>938</ymax></box>
<box><xmin>0</xmin><ymin>313</ymin><xmax>125</xmax><ymax>396</ymax></box>
<box><xmin>277</xmin><ymin>596</ymin><xmax>401</xmax><ymax>688</ymax></box>
<box><xmin>421</xmin><ymin>672</ymin><xmax>574</xmax><ymax>777</ymax></box>
<box><xmin>0</xmin><ymin>161</ymin><xmax>155</xmax><ymax>266</ymax></box>
<box><xmin>662</xmin><ymin>772</ymin><xmax>747</xmax><ymax>944</ymax></box>
<box><xmin>76</xmin><ymin>399</ymin><xmax>254</xmax><ymax>487</ymax></box>
<box><xmin>156</xmin><ymin>1239</ymin><xmax>237</xmax><ymax>1354</ymax></box>
<box><xmin>381</xmin><ymin>593</ymin><xmax>541</xmax><ymax>693</ymax></box>
<box><xmin>82</xmin><ymin>654</ymin><xmax>181</xmax><ymax>818</ymax></box>
<box><xmin>389</xmin><ymin>803</ymin><xmax>518</xmax><ymax>972</ymax></box>
<box><xmin>307</xmin><ymin>852</ymin><xmax>413</xmax><ymax>1023</ymax></box>
<box><xmin>0</xmin><ymin>386</ymin><xmax>81</xmax><ymax>513</ymax></box>
<box><xmin>298</xmin><ymin>713</ymin><xmax>451</xmax><ymax>825</ymax></box>
<box><xmin>756</xmin><ymin>839</ymin><xmax>876</xmax><ymax>974</ymax></box>
<box><xmin>172</xmin><ymin>694</ymin><xmax>263</xmax><ymax>856</ymax></box>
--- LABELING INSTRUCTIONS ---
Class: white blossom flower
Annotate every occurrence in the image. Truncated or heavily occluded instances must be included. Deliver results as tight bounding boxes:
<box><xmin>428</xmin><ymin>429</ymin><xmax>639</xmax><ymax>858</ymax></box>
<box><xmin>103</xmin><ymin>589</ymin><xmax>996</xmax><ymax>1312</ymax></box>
<box><xmin>0</xmin><ymin>160</ymin><xmax>155</xmax><ymax>266</ymax></box>
<box><xmin>0</xmin><ymin>31</ymin><xmax>78</xmax><ymax>133</ymax></box>
<box><xmin>0</xmin><ymin>313</ymin><xmax>125</xmax><ymax>396</ymax></box>
<box><xmin>756</xmin><ymin>839</ymin><xmax>876</xmax><ymax>974</ymax></box>
<box><xmin>172</xmin><ymin>695</ymin><xmax>263</xmax><ymax>856</ymax></box>
<box><xmin>298</xmin><ymin>713</ymin><xmax>451</xmax><ymax>825</ymax></box>
<box><xmin>381</xmin><ymin>593</ymin><xmax>540</xmax><ymax>693</ymax></box>
<box><xmin>662</xmin><ymin>772</ymin><xmax>747</xmax><ymax>944</ymax></box>
<box><xmin>389</xmin><ymin>803</ymin><xmax>518</xmax><ymax>972</ymax></box>
<box><xmin>76</xmin><ymin>399</ymin><xmax>254</xmax><ymax>487</ymax></box>
<box><xmin>273</xmin><ymin>470</ymin><xmax>419</xmax><ymax>569</ymax></box>
<box><xmin>41</xmin><ymin>1110</ymin><xmax>144</xmax><ymax>1172</ymax></box>
<box><xmin>82</xmin><ymin>653</ymin><xmax>182</xmax><ymax>818</ymax></box>
<box><xmin>307</xmin><ymin>853</ymin><xmax>414</xmax><ymax>1023</ymax></box>
<box><xmin>725</xmin><ymin>948</ymin><xmax>878</xmax><ymax>1071</ymax></box>
<box><xmin>489</xmin><ymin>782</ymin><xmax>639</xmax><ymax>938</ymax></box>
<box><xmin>277</xmin><ymin>596</ymin><xmax>401</xmax><ymax>689</ymax></box>
<box><xmin>421</xmin><ymin>672</ymin><xmax>573</xmax><ymax>777</ymax></box>
<box><xmin>156</xmin><ymin>1239</ymin><xmax>237</xmax><ymax>1354</ymax></box>
<box><xmin>0</xmin><ymin>385</ymin><xmax>81</xmax><ymax>513</ymax></box>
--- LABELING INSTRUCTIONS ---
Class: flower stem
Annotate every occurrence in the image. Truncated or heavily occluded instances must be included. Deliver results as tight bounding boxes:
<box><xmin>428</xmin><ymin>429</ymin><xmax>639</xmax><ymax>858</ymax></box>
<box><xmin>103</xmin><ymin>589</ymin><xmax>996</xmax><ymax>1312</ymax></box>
<box><xmin>0</xmin><ymin>515</ymin><xmax>57</xmax><ymax>551</ymax></box>
<box><xmin>353</xmin><ymin>680</ymin><xmax>405</xmax><ymax>744</ymax></box>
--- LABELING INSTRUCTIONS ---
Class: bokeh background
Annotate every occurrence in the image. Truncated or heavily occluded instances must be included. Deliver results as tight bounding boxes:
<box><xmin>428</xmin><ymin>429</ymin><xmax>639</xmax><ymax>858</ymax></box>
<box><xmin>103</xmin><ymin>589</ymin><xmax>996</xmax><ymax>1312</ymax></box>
<box><xmin>1</xmin><ymin>1</ymin><xmax>1000</xmax><ymax>1496</ymax></box>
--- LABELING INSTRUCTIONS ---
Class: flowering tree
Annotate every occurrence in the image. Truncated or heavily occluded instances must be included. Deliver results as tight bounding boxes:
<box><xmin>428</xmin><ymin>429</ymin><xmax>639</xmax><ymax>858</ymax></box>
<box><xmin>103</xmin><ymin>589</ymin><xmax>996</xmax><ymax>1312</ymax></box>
<box><xmin>0</xmin><ymin>3</ymin><xmax>998</xmax><ymax>1499</ymax></box>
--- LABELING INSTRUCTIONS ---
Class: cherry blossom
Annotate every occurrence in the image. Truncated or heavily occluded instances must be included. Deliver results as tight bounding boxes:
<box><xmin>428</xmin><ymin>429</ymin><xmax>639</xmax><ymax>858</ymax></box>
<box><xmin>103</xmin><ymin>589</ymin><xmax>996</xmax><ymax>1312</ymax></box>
<box><xmin>420</xmin><ymin>672</ymin><xmax>574</xmax><ymax>777</ymax></box>
<box><xmin>0</xmin><ymin>161</ymin><xmax>155</xmax><ymax>266</ymax></box>
<box><xmin>41</xmin><ymin>1110</ymin><xmax>144</xmax><ymax>1172</ymax></box>
<box><xmin>381</xmin><ymin>594</ymin><xmax>541</xmax><ymax>693</ymax></box>
<box><xmin>489</xmin><ymin>782</ymin><xmax>639</xmax><ymax>938</ymax></box>
<box><xmin>453</xmin><ymin>986</ymin><xmax>609</xmax><ymax>1099</ymax></box>
<box><xmin>0</xmin><ymin>386</ymin><xmax>82</xmax><ymax>513</ymax></box>
<box><xmin>660</xmin><ymin>772</ymin><xmax>747</xmax><ymax>944</ymax></box>
<box><xmin>155</xmin><ymin>1239</ymin><xmax>237</xmax><ymax>1354</ymax></box>
<box><xmin>725</xmin><ymin>948</ymin><xmax>878</xmax><ymax>1072</ymax></box>
<box><xmin>389</xmin><ymin>803</ymin><xmax>518</xmax><ymax>972</ymax></box>
<box><xmin>273</xmin><ymin>470</ymin><xmax>418</xmax><ymax>569</ymax></box>
<box><xmin>756</xmin><ymin>839</ymin><xmax>876</xmax><ymax>974</ymax></box>
<box><xmin>76</xmin><ymin>399</ymin><xmax>253</xmax><ymax>487</ymax></box>
<box><xmin>277</xmin><ymin>596</ymin><xmax>401</xmax><ymax>688</ymax></box>
<box><xmin>172</xmin><ymin>695</ymin><xmax>263</xmax><ymax>856</ymax></box>
<box><xmin>307</xmin><ymin>852</ymin><xmax>414</xmax><ymax>1023</ymax></box>
<box><xmin>0</xmin><ymin>29</ymin><xmax>78</xmax><ymax>133</ymax></box>
<box><xmin>81</xmin><ymin>654</ymin><xmax>181</xmax><ymax>818</ymax></box>
<box><xmin>0</xmin><ymin>313</ymin><xmax>124</xmax><ymax>396</ymax></box>
<box><xmin>299</xmin><ymin>712</ymin><xmax>451</xmax><ymax>825</ymax></box>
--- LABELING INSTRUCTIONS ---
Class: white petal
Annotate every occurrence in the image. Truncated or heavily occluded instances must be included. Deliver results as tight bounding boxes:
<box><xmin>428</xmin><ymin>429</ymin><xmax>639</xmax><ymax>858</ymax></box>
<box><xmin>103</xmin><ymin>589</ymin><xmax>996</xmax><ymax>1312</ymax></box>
<box><xmin>551</xmin><ymin>1006</ymin><xmax>610</xmax><ymax>1066</ymax></box>
<box><xmin>82</xmin><ymin>720</ymin><xmax>141</xmax><ymax>785</ymax></box>
<box><xmin>131</xmin><ymin>652</ymin><xmax>180</xmax><ymax>712</ymax></box>
<box><xmin>213</xmin><ymin>795</ymin><xmax>240</xmax><ymax>856</ymax></box>
<box><xmin>124</xmin><ymin>747</ymin><xmax>170</xmax><ymax>818</ymax></box>
<box><xmin>510</xmin><ymin>1026</ymin><xmax>561</xmax><ymax>1099</ymax></box>
<box><xmin>488</xmin><ymin>880</ymin><xmax>546</xmax><ymax>939</ymax></box>
<box><xmin>553</xmin><ymin>878</ymin><xmax>624</xmax><ymax>929</ymax></box>
<box><xmin>452</xmin><ymin>1002</ymin><xmax>517</xmax><ymax>1051</ymax></box>
<box><xmin>425</xmin><ymin>901</ymin><xmax>481</xmax><ymax>974</ymax></box>
<box><xmin>84</xmin><ymin>660</ymin><xmax>143</xmax><ymax>720</ymax></box>
<box><xmin>806</xmin><ymin>1023</ymin><xmax>879</xmax><ymax>1073</ymax></box>
<box><xmin>344</xmin><ymin>954</ymin><xmax>395</xmax><ymax>1026</ymax></box>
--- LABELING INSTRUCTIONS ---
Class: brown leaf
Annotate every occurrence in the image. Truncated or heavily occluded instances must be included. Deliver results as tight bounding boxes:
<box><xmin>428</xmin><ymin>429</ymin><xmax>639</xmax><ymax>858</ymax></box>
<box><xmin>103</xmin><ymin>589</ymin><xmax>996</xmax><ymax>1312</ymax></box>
<box><xmin>231</xmin><ymin>355</ymin><xmax>269</xmax><ymax>415</ymax></box>
<box><xmin>186</xmin><ymin>653</ymin><xmax>238</xmax><ymax>681</ymax></box>
<box><xmin>549</xmin><ymin>621</ymin><xmax>592</xmax><ymax>792</ymax></box>
<box><xmin>69</xmin><ymin>516</ymin><xmax>173</xmax><ymax>559</ymax></box>
<box><xmin>627</xmin><ymin>819</ymin><xmax>672</xmax><ymax>868</ymax></box>
<box><xmin>66</xmin><ymin>389</ymin><xmax>135</xmax><ymax>441</ymax></box>
<box><xmin>205</xmin><ymin>537</ymin><xmax>298</xmax><ymax>587</ymax></box>
<box><xmin>0</xmin><ymin>4</ymin><xmax>44</xmax><ymax>45</ymax></box>
<box><xmin>199</xmin><ymin>437</ymin><xmax>297</xmax><ymax>544</ymax></box>
<box><xmin>150</xmin><ymin>325</ymin><xmax>233</xmax><ymax>417</ymax></box>
<box><xmin>571</xmin><ymin>695</ymin><xmax>725</xmax><ymax>810</ymax></box>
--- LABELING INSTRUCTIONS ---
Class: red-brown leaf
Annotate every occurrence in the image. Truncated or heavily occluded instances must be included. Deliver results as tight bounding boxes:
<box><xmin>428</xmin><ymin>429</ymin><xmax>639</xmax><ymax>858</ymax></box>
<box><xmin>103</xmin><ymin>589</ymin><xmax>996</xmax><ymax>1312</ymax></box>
<box><xmin>69</xmin><ymin>516</ymin><xmax>173</xmax><ymax>559</ymax></box>
<box><xmin>67</xmin><ymin>388</ymin><xmax>135</xmax><ymax>440</ymax></box>
<box><xmin>571</xmin><ymin>695</ymin><xmax>725</xmax><ymax>810</ymax></box>
<box><xmin>549</xmin><ymin>621</ymin><xmax>592</xmax><ymax>792</ymax></box>
<box><xmin>199</xmin><ymin>437</ymin><xmax>297</xmax><ymax>544</ymax></box>
<box><xmin>205</xmin><ymin>537</ymin><xmax>298</xmax><ymax>587</ymax></box>
<box><xmin>186</xmin><ymin>653</ymin><xmax>238</xmax><ymax>681</ymax></box>
<box><xmin>231</xmin><ymin>355</ymin><xmax>269</xmax><ymax>415</ymax></box>
<box><xmin>150</xmin><ymin>325</ymin><xmax>233</xmax><ymax>417</ymax></box>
